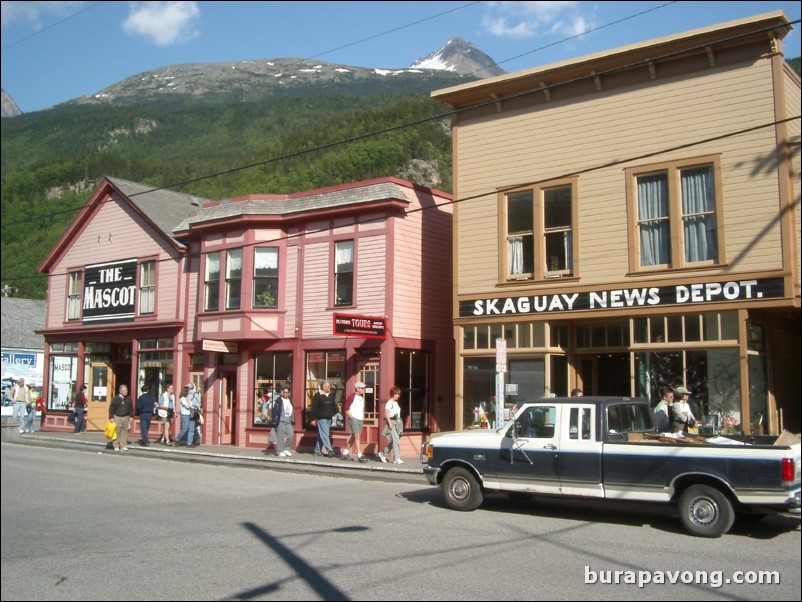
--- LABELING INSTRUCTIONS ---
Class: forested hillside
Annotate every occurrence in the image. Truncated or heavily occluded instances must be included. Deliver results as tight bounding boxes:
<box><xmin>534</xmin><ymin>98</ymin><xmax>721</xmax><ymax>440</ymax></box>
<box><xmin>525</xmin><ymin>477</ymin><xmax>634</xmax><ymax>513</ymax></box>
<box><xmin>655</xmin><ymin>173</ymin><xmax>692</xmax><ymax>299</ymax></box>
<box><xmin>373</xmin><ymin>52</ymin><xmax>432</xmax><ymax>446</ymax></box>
<box><xmin>1</xmin><ymin>91</ymin><xmax>454</xmax><ymax>299</ymax></box>
<box><xmin>1</xmin><ymin>57</ymin><xmax>799</xmax><ymax>300</ymax></box>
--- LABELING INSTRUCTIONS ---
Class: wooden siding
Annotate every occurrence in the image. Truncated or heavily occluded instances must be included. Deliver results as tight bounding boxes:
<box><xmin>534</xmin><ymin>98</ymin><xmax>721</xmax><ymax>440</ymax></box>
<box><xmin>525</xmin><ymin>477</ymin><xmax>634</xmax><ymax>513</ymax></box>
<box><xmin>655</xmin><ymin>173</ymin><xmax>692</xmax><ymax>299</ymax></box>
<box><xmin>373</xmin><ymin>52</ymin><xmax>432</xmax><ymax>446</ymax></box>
<box><xmin>392</xmin><ymin>191</ymin><xmax>453</xmax><ymax>341</ymax></box>
<box><xmin>284</xmin><ymin>241</ymin><xmax>299</xmax><ymax>339</ymax></box>
<box><xmin>45</xmin><ymin>197</ymin><xmax>182</xmax><ymax>329</ymax></box>
<box><xmin>299</xmin><ymin>242</ymin><xmax>330</xmax><ymax>337</ymax></box>
<box><xmin>785</xmin><ymin>68</ymin><xmax>801</xmax><ymax>296</ymax></box>
<box><xmin>183</xmin><ymin>255</ymin><xmax>200</xmax><ymax>344</ymax></box>
<box><xmin>354</xmin><ymin>235</ymin><xmax>389</xmax><ymax>318</ymax></box>
<box><xmin>454</xmin><ymin>59</ymin><xmax>786</xmax><ymax>296</ymax></box>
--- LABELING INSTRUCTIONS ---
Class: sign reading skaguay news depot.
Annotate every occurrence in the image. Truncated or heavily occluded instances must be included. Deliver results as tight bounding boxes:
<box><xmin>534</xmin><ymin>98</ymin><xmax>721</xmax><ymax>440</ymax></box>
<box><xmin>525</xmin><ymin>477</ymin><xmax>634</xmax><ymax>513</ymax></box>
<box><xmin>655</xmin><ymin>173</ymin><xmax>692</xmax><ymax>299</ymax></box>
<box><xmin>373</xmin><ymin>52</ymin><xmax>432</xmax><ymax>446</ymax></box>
<box><xmin>82</xmin><ymin>259</ymin><xmax>138</xmax><ymax>323</ymax></box>
<box><xmin>460</xmin><ymin>278</ymin><xmax>785</xmax><ymax>317</ymax></box>
<box><xmin>333</xmin><ymin>313</ymin><xmax>387</xmax><ymax>339</ymax></box>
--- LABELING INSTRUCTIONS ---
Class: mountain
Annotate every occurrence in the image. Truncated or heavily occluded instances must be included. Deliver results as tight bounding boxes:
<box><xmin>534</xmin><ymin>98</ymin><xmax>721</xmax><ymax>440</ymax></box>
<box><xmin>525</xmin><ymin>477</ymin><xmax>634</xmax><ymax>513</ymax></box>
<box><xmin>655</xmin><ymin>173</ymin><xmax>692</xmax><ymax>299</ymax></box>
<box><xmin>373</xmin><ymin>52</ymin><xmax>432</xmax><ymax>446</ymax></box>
<box><xmin>70</xmin><ymin>57</ymin><xmax>475</xmax><ymax>109</ymax></box>
<box><xmin>1</xmin><ymin>89</ymin><xmax>22</xmax><ymax>118</ymax></box>
<box><xmin>2</xmin><ymin>40</ymin><xmax>493</xmax><ymax>298</ymax></box>
<box><xmin>411</xmin><ymin>37</ymin><xmax>505</xmax><ymax>78</ymax></box>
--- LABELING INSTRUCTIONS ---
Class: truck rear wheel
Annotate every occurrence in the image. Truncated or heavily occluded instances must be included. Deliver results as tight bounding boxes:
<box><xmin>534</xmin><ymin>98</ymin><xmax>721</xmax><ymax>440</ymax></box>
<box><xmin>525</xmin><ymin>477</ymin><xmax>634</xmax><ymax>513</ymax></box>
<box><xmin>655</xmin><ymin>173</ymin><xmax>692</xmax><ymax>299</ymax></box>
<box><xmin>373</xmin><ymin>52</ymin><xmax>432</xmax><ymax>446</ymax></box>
<box><xmin>679</xmin><ymin>484</ymin><xmax>734</xmax><ymax>538</ymax></box>
<box><xmin>442</xmin><ymin>467</ymin><xmax>483</xmax><ymax>511</ymax></box>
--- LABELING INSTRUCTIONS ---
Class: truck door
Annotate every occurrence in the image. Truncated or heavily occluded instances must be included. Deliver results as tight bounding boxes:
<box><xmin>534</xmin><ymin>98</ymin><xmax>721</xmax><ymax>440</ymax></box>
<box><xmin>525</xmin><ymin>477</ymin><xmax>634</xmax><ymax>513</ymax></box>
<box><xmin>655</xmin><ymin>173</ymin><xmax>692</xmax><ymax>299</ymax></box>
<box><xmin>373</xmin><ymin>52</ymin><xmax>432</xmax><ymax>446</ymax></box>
<box><xmin>495</xmin><ymin>404</ymin><xmax>562</xmax><ymax>495</ymax></box>
<box><xmin>557</xmin><ymin>404</ymin><xmax>604</xmax><ymax>498</ymax></box>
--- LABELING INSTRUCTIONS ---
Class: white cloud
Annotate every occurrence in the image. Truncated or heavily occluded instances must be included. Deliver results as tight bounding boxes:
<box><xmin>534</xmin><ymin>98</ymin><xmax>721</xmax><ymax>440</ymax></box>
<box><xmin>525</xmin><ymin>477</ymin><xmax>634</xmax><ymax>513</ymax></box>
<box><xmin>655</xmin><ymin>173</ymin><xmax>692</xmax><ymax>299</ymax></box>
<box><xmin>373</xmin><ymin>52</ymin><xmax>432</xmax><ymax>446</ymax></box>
<box><xmin>482</xmin><ymin>1</ymin><xmax>594</xmax><ymax>40</ymax></box>
<box><xmin>1</xmin><ymin>1</ymin><xmax>85</xmax><ymax>29</ymax></box>
<box><xmin>123</xmin><ymin>1</ymin><xmax>200</xmax><ymax>46</ymax></box>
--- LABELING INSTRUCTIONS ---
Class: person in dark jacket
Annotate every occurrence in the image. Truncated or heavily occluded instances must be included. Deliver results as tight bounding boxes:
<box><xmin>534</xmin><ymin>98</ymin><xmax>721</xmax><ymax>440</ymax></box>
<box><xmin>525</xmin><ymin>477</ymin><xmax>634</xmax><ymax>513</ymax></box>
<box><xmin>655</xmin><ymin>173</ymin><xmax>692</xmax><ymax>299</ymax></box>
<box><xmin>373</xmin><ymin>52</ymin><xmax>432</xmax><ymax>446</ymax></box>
<box><xmin>271</xmin><ymin>386</ymin><xmax>296</xmax><ymax>457</ymax></box>
<box><xmin>135</xmin><ymin>384</ymin><xmax>156</xmax><ymax>447</ymax></box>
<box><xmin>74</xmin><ymin>384</ymin><xmax>88</xmax><ymax>433</ymax></box>
<box><xmin>311</xmin><ymin>380</ymin><xmax>337</xmax><ymax>457</ymax></box>
<box><xmin>108</xmin><ymin>384</ymin><xmax>134</xmax><ymax>452</ymax></box>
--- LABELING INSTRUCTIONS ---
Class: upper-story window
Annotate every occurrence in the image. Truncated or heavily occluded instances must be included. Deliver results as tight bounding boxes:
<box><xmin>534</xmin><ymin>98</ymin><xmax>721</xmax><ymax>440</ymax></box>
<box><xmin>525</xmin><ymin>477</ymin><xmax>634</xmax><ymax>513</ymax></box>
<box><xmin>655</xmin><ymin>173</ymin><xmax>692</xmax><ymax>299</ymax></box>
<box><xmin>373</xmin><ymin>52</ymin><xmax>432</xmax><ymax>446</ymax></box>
<box><xmin>628</xmin><ymin>156</ymin><xmax>723</xmax><ymax>270</ymax></box>
<box><xmin>504</xmin><ymin>179</ymin><xmax>576</xmax><ymax>281</ymax></box>
<box><xmin>253</xmin><ymin>248</ymin><xmax>278</xmax><ymax>308</ymax></box>
<box><xmin>334</xmin><ymin>240</ymin><xmax>354</xmax><ymax>306</ymax></box>
<box><xmin>204</xmin><ymin>252</ymin><xmax>220</xmax><ymax>311</ymax></box>
<box><xmin>139</xmin><ymin>260</ymin><xmax>156</xmax><ymax>314</ymax></box>
<box><xmin>67</xmin><ymin>271</ymin><xmax>82</xmax><ymax>321</ymax></box>
<box><xmin>226</xmin><ymin>249</ymin><xmax>242</xmax><ymax>310</ymax></box>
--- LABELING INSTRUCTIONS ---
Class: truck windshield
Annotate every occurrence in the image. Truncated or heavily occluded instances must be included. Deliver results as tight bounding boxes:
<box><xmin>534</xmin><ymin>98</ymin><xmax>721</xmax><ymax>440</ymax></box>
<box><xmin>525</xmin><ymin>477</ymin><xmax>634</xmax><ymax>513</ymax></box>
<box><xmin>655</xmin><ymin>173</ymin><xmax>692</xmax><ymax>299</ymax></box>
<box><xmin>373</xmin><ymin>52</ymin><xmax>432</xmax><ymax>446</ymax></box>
<box><xmin>607</xmin><ymin>403</ymin><xmax>652</xmax><ymax>434</ymax></box>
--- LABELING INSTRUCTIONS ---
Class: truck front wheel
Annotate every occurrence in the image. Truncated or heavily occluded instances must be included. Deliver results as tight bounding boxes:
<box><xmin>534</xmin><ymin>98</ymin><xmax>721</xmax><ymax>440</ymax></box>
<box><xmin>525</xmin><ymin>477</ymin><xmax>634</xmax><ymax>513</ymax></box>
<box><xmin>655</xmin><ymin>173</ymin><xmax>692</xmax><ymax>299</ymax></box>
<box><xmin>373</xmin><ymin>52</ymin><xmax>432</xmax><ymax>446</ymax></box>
<box><xmin>442</xmin><ymin>467</ymin><xmax>483</xmax><ymax>511</ymax></box>
<box><xmin>678</xmin><ymin>484</ymin><xmax>734</xmax><ymax>538</ymax></box>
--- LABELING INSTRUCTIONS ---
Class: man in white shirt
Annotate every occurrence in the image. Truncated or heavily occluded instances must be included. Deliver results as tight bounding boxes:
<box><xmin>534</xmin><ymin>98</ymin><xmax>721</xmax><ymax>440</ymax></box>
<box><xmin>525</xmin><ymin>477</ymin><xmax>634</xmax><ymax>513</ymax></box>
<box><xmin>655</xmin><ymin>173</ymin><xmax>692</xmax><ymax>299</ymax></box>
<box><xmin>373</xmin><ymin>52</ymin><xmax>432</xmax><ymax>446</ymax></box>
<box><xmin>10</xmin><ymin>378</ymin><xmax>30</xmax><ymax>434</ymax></box>
<box><xmin>342</xmin><ymin>382</ymin><xmax>367</xmax><ymax>462</ymax></box>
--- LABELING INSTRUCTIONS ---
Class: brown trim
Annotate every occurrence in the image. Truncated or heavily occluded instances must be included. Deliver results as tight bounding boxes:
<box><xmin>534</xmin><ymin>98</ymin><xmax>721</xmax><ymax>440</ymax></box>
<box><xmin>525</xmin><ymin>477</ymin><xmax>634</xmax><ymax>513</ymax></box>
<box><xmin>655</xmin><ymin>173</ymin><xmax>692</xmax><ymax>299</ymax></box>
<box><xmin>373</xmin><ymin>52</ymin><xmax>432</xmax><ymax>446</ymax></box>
<box><xmin>625</xmin><ymin>154</ymin><xmax>725</xmax><ymax>272</ymax></box>
<box><xmin>498</xmin><ymin>176</ymin><xmax>579</xmax><ymax>283</ymax></box>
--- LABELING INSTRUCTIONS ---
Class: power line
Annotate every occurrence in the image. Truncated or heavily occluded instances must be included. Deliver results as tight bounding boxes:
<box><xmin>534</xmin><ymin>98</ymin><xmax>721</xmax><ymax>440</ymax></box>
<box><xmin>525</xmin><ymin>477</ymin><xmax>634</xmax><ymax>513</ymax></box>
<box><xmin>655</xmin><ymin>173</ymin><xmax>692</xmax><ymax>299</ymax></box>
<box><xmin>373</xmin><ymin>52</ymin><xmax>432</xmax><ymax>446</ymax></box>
<box><xmin>0</xmin><ymin>1</ymin><xmax>107</xmax><ymax>51</ymax></box>
<box><xmin>1</xmin><ymin>1</ymin><xmax>684</xmax><ymax>228</ymax></box>
<box><xmin>7</xmin><ymin>112</ymin><xmax>798</xmax><ymax>287</ymax></box>
<box><xmin>5</xmin><ymin>14</ymin><xmax>797</xmax><ymax>232</ymax></box>
<box><xmin>306</xmin><ymin>1</ymin><xmax>483</xmax><ymax>61</ymax></box>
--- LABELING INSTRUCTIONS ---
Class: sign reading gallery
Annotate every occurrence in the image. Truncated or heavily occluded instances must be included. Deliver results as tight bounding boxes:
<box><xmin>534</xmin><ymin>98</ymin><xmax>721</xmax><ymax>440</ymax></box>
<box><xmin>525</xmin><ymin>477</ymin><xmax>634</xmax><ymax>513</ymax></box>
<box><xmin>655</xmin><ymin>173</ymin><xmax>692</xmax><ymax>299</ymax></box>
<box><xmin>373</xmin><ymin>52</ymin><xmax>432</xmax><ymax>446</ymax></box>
<box><xmin>82</xmin><ymin>259</ymin><xmax>138</xmax><ymax>323</ymax></box>
<box><xmin>460</xmin><ymin>278</ymin><xmax>785</xmax><ymax>317</ymax></box>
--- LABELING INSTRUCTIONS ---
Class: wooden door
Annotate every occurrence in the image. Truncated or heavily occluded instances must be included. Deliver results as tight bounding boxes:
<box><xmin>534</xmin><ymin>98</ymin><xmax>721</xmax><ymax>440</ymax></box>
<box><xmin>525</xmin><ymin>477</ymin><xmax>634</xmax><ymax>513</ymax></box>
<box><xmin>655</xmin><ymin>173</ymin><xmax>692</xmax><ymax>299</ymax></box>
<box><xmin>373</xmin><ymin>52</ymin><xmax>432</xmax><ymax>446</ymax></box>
<box><xmin>86</xmin><ymin>362</ymin><xmax>113</xmax><ymax>431</ymax></box>
<box><xmin>219</xmin><ymin>371</ymin><xmax>236</xmax><ymax>445</ymax></box>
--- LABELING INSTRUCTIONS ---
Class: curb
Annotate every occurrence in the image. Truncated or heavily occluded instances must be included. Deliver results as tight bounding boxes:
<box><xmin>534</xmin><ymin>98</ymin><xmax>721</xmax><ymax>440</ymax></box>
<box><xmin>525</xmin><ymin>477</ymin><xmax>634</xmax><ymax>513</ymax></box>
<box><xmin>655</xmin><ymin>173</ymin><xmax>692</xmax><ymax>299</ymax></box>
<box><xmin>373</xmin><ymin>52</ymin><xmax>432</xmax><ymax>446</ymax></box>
<box><xmin>7</xmin><ymin>433</ymin><xmax>427</xmax><ymax>484</ymax></box>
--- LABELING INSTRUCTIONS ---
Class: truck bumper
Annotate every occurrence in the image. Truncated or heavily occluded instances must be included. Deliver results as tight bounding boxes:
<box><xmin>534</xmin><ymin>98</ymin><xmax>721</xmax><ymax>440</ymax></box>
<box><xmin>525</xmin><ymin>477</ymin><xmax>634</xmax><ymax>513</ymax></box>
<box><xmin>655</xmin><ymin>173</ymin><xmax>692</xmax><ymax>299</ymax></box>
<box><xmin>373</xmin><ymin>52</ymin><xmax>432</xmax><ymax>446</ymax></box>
<box><xmin>423</xmin><ymin>465</ymin><xmax>440</xmax><ymax>485</ymax></box>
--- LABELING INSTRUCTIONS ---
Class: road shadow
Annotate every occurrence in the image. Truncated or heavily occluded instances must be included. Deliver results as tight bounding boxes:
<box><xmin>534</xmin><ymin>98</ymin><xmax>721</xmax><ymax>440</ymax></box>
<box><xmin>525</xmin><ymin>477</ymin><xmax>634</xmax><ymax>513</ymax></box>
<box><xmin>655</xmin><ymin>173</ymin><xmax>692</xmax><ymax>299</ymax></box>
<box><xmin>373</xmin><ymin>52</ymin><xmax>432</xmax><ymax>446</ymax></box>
<box><xmin>399</xmin><ymin>486</ymin><xmax>800</xmax><ymax>539</ymax></box>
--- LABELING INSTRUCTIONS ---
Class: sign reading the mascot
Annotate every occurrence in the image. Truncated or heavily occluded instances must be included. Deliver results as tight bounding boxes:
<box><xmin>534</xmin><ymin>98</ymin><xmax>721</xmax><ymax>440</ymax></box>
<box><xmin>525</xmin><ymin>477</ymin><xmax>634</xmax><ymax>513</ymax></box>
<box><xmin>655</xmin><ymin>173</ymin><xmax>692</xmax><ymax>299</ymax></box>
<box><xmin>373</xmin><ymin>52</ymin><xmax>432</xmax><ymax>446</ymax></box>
<box><xmin>83</xmin><ymin>259</ymin><xmax>138</xmax><ymax>323</ymax></box>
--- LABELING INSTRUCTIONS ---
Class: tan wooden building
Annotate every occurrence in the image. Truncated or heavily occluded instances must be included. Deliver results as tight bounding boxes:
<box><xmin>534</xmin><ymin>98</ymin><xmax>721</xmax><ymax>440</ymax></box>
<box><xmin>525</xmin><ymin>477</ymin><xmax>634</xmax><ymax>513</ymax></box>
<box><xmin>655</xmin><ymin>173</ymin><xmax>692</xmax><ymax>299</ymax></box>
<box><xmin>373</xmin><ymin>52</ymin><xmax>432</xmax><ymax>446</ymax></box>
<box><xmin>433</xmin><ymin>11</ymin><xmax>800</xmax><ymax>435</ymax></box>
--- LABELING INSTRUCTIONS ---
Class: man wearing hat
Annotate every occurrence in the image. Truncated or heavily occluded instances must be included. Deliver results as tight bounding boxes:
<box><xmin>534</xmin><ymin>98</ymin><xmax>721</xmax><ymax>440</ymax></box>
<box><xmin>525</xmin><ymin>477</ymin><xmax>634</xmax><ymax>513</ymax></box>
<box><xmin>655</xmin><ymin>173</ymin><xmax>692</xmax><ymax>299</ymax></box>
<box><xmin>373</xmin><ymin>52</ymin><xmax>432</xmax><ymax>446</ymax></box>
<box><xmin>342</xmin><ymin>381</ymin><xmax>367</xmax><ymax>462</ymax></box>
<box><xmin>74</xmin><ymin>383</ymin><xmax>88</xmax><ymax>433</ymax></box>
<box><xmin>672</xmin><ymin>385</ymin><xmax>698</xmax><ymax>433</ymax></box>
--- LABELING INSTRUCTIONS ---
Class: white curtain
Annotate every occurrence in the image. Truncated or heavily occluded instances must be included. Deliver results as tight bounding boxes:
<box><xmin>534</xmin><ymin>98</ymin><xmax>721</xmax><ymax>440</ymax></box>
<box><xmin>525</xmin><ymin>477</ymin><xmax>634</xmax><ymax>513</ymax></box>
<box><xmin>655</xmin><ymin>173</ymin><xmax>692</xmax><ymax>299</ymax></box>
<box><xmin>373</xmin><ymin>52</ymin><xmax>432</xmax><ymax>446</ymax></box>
<box><xmin>335</xmin><ymin>241</ymin><xmax>353</xmax><ymax>270</ymax></box>
<box><xmin>681</xmin><ymin>167</ymin><xmax>717</xmax><ymax>262</ymax></box>
<box><xmin>508</xmin><ymin>236</ymin><xmax>524</xmax><ymax>275</ymax></box>
<box><xmin>637</xmin><ymin>174</ymin><xmax>669</xmax><ymax>266</ymax></box>
<box><xmin>227</xmin><ymin>249</ymin><xmax>242</xmax><ymax>277</ymax></box>
<box><xmin>205</xmin><ymin>252</ymin><xmax>220</xmax><ymax>279</ymax></box>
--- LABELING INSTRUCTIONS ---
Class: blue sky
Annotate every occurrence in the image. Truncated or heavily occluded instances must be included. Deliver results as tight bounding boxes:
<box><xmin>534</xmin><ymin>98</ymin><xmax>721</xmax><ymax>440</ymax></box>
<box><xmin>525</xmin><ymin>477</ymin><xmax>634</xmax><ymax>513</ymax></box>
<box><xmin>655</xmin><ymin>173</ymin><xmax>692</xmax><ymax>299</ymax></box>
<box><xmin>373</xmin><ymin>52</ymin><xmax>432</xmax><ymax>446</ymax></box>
<box><xmin>2</xmin><ymin>1</ymin><xmax>800</xmax><ymax>113</ymax></box>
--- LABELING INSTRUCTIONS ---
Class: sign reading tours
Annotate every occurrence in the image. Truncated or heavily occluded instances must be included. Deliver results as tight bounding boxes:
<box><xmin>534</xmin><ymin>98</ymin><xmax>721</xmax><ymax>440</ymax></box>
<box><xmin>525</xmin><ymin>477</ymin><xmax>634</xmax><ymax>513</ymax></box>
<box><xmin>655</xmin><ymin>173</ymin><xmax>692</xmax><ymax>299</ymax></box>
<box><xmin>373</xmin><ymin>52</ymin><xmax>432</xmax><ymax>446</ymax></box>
<box><xmin>333</xmin><ymin>313</ymin><xmax>387</xmax><ymax>339</ymax></box>
<box><xmin>83</xmin><ymin>259</ymin><xmax>138</xmax><ymax>323</ymax></box>
<box><xmin>460</xmin><ymin>278</ymin><xmax>785</xmax><ymax>317</ymax></box>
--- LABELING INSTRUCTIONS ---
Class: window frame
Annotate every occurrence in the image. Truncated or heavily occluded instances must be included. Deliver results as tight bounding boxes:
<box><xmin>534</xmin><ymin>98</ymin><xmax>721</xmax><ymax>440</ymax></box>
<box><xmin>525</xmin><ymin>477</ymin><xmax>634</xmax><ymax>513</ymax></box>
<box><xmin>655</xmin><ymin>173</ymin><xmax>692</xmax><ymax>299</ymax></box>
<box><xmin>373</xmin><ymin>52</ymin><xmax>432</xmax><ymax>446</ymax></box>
<box><xmin>204</xmin><ymin>251</ymin><xmax>221</xmax><ymax>312</ymax></box>
<box><xmin>225</xmin><ymin>248</ymin><xmax>242</xmax><ymax>310</ymax></box>
<box><xmin>333</xmin><ymin>239</ymin><xmax>355</xmax><ymax>307</ymax></box>
<box><xmin>138</xmin><ymin>260</ymin><xmax>156</xmax><ymax>315</ymax></box>
<box><xmin>67</xmin><ymin>271</ymin><xmax>82</xmax><ymax>321</ymax></box>
<box><xmin>253</xmin><ymin>247</ymin><xmax>279</xmax><ymax>309</ymax></box>
<box><xmin>626</xmin><ymin>154</ymin><xmax>725</xmax><ymax>272</ymax></box>
<box><xmin>500</xmin><ymin>177</ymin><xmax>578</xmax><ymax>282</ymax></box>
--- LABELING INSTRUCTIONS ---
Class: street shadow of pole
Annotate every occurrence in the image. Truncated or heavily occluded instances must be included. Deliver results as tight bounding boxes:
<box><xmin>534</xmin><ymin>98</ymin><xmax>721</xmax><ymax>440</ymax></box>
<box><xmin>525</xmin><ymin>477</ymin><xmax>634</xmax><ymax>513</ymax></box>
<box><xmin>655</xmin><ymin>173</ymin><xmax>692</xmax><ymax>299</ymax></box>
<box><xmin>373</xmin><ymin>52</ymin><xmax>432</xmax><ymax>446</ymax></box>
<box><xmin>229</xmin><ymin>522</ymin><xmax>367</xmax><ymax>601</ymax></box>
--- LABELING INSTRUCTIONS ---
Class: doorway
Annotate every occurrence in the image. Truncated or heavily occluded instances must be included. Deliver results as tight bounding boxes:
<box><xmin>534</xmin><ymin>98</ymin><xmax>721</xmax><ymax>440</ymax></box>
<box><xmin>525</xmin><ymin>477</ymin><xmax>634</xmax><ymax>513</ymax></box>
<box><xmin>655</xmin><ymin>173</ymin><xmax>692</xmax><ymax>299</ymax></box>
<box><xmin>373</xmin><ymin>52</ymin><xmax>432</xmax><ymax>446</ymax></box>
<box><xmin>577</xmin><ymin>353</ymin><xmax>631</xmax><ymax>396</ymax></box>
<box><xmin>86</xmin><ymin>362</ymin><xmax>113</xmax><ymax>431</ymax></box>
<box><xmin>357</xmin><ymin>361</ymin><xmax>380</xmax><ymax>420</ymax></box>
<box><xmin>219</xmin><ymin>369</ymin><xmax>237</xmax><ymax>445</ymax></box>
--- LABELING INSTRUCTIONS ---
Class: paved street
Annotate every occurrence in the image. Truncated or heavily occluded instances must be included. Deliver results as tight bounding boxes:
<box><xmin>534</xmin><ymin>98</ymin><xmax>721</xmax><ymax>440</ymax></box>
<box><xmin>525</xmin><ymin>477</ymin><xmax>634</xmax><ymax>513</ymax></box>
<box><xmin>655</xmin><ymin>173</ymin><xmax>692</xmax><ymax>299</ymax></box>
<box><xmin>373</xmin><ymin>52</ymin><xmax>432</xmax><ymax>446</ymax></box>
<box><xmin>2</xmin><ymin>442</ymin><xmax>800</xmax><ymax>601</ymax></box>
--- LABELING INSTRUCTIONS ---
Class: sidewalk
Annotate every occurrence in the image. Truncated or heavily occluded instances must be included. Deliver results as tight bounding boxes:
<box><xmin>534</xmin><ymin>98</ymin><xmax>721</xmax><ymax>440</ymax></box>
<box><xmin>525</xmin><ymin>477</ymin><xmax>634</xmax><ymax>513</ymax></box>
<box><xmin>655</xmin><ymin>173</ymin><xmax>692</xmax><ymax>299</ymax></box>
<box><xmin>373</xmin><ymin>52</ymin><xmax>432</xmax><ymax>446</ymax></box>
<box><xmin>5</xmin><ymin>427</ymin><xmax>426</xmax><ymax>483</ymax></box>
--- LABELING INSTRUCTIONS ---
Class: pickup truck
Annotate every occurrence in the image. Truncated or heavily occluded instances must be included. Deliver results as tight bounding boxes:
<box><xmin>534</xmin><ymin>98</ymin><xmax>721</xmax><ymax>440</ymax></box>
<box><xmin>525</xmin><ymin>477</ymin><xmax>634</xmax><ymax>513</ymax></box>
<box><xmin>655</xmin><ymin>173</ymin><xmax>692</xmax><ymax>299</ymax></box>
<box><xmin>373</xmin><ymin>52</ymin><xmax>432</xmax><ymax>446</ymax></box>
<box><xmin>422</xmin><ymin>396</ymin><xmax>801</xmax><ymax>537</ymax></box>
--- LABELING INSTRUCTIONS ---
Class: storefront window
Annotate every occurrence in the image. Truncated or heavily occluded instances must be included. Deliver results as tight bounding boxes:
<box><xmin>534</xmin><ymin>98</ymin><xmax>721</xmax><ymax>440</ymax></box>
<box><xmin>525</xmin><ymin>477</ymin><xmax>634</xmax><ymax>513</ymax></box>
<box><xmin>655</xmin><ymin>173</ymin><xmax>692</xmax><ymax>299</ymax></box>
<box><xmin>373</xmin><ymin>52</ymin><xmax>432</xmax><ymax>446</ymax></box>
<box><xmin>305</xmin><ymin>351</ymin><xmax>345</xmax><ymax>426</ymax></box>
<box><xmin>463</xmin><ymin>355</ymin><xmax>545</xmax><ymax>428</ymax></box>
<box><xmin>48</xmin><ymin>355</ymin><xmax>79</xmax><ymax>410</ymax></box>
<box><xmin>395</xmin><ymin>350</ymin><xmax>429</xmax><ymax>430</ymax></box>
<box><xmin>635</xmin><ymin>348</ymin><xmax>741</xmax><ymax>433</ymax></box>
<box><xmin>253</xmin><ymin>352</ymin><xmax>293</xmax><ymax>427</ymax></box>
<box><xmin>137</xmin><ymin>351</ymin><xmax>173</xmax><ymax>401</ymax></box>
